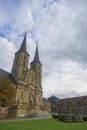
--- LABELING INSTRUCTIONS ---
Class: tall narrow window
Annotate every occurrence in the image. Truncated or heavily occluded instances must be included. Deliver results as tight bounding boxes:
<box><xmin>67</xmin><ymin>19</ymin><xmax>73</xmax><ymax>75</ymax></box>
<box><xmin>24</xmin><ymin>55</ymin><xmax>26</xmax><ymax>60</ymax></box>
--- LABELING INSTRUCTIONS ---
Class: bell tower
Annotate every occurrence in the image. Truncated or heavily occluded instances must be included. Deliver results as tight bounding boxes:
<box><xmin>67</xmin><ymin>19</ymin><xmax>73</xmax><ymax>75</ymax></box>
<box><xmin>30</xmin><ymin>44</ymin><xmax>42</xmax><ymax>90</ymax></box>
<box><xmin>30</xmin><ymin>44</ymin><xmax>42</xmax><ymax>109</ymax></box>
<box><xmin>11</xmin><ymin>33</ymin><xmax>29</xmax><ymax>83</ymax></box>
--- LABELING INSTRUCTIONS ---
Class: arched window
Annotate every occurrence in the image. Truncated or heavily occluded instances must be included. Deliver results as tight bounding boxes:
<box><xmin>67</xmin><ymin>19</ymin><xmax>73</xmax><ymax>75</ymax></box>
<box><xmin>24</xmin><ymin>55</ymin><xmax>26</xmax><ymax>60</ymax></box>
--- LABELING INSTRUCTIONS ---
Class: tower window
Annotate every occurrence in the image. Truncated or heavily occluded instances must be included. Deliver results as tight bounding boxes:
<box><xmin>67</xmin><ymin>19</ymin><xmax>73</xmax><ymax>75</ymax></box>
<box><xmin>24</xmin><ymin>55</ymin><xmax>26</xmax><ymax>60</ymax></box>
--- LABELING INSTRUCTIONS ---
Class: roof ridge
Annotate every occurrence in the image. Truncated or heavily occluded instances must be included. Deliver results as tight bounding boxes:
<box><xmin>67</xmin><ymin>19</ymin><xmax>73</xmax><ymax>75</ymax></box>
<box><xmin>0</xmin><ymin>68</ymin><xmax>10</xmax><ymax>74</ymax></box>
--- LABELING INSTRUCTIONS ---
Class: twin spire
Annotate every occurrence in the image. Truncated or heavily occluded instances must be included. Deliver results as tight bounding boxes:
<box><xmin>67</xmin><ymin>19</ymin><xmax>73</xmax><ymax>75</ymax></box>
<box><xmin>17</xmin><ymin>33</ymin><xmax>41</xmax><ymax>64</ymax></box>
<box><xmin>19</xmin><ymin>33</ymin><xmax>27</xmax><ymax>53</ymax></box>
<box><xmin>31</xmin><ymin>42</ymin><xmax>41</xmax><ymax>64</ymax></box>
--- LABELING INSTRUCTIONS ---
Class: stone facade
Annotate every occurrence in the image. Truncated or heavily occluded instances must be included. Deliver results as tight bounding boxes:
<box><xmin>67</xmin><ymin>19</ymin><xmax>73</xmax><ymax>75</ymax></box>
<box><xmin>56</xmin><ymin>96</ymin><xmax>87</xmax><ymax>116</ymax></box>
<box><xmin>48</xmin><ymin>95</ymin><xmax>87</xmax><ymax>116</ymax></box>
<box><xmin>0</xmin><ymin>34</ymin><xmax>43</xmax><ymax>118</ymax></box>
<box><xmin>42</xmin><ymin>98</ymin><xmax>51</xmax><ymax>113</ymax></box>
<box><xmin>0</xmin><ymin>107</ymin><xmax>9</xmax><ymax>118</ymax></box>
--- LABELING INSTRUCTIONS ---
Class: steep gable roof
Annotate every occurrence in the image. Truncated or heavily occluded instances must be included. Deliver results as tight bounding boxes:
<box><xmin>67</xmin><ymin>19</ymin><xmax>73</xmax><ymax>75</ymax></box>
<box><xmin>0</xmin><ymin>69</ymin><xmax>16</xmax><ymax>84</ymax></box>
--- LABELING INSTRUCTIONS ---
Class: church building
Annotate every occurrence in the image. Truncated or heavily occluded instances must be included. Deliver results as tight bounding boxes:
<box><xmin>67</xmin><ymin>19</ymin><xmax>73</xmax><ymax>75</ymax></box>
<box><xmin>0</xmin><ymin>34</ymin><xmax>43</xmax><ymax>117</ymax></box>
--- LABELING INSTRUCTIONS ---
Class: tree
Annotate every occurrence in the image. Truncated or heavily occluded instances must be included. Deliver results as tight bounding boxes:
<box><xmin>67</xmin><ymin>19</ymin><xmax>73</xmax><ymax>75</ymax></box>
<box><xmin>0</xmin><ymin>78</ymin><xmax>16</xmax><ymax>107</ymax></box>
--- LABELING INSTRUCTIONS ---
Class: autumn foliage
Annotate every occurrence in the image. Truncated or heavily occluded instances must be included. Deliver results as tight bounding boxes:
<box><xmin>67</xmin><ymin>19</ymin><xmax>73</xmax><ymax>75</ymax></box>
<box><xmin>0</xmin><ymin>78</ymin><xmax>16</xmax><ymax>107</ymax></box>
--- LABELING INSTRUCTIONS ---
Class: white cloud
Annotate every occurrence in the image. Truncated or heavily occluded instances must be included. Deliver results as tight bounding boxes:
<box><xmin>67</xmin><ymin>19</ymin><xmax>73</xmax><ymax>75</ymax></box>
<box><xmin>43</xmin><ymin>60</ymin><xmax>87</xmax><ymax>98</ymax></box>
<box><xmin>0</xmin><ymin>37</ymin><xmax>16</xmax><ymax>72</ymax></box>
<box><xmin>0</xmin><ymin>3</ymin><xmax>9</xmax><ymax>27</ymax></box>
<box><xmin>27</xmin><ymin>36</ymin><xmax>36</xmax><ymax>63</ymax></box>
<box><xmin>0</xmin><ymin>0</ymin><xmax>87</xmax><ymax>98</ymax></box>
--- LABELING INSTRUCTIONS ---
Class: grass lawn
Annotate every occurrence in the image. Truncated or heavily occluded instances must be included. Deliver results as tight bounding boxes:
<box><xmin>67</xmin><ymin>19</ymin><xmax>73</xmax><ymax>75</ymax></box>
<box><xmin>0</xmin><ymin>119</ymin><xmax>87</xmax><ymax>130</ymax></box>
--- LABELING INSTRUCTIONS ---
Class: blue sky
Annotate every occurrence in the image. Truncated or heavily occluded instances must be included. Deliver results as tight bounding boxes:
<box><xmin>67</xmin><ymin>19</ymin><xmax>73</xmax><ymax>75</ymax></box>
<box><xmin>0</xmin><ymin>0</ymin><xmax>87</xmax><ymax>98</ymax></box>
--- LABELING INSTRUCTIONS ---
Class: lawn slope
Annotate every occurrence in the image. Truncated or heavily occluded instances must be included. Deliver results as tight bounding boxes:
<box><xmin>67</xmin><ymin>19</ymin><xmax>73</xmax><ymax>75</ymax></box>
<box><xmin>0</xmin><ymin>119</ymin><xmax>87</xmax><ymax>130</ymax></box>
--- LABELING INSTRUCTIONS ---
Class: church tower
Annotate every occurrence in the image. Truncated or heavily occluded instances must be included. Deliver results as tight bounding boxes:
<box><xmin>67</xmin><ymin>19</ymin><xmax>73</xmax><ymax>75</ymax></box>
<box><xmin>11</xmin><ymin>33</ymin><xmax>29</xmax><ymax>83</ymax></box>
<box><xmin>30</xmin><ymin>44</ymin><xmax>42</xmax><ymax>90</ymax></box>
<box><xmin>30</xmin><ymin>44</ymin><xmax>42</xmax><ymax>109</ymax></box>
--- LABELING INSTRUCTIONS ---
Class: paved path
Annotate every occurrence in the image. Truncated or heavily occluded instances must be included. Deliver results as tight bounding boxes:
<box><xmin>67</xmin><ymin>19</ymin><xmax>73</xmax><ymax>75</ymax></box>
<box><xmin>0</xmin><ymin>117</ymin><xmax>52</xmax><ymax>123</ymax></box>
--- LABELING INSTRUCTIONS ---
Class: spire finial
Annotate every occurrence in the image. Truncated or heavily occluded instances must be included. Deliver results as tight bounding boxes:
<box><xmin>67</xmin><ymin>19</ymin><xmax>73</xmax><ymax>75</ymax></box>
<box><xmin>31</xmin><ymin>42</ymin><xmax>41</xmax><ymax>64</ymax></box>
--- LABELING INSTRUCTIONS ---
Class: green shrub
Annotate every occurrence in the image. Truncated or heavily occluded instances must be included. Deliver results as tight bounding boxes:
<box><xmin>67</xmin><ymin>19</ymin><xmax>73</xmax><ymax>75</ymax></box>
<box><xmin>58</xmin><ymin>116</ymin><xmax>76</xmax><ymax>122</ymax></box>
<box><xmin>52</xmin><ymin>114</ymin><xmax>58</xmax><ymax>119</ymax></box>
<box><xmin>57</xmin><ymin>115</ymin><xmax>83</xmax><ymax>122</ymax></box>
<box><xmin>83</xmin><ymin>117</ymin><xmax>87</xmax><ymax>121</ymax></box>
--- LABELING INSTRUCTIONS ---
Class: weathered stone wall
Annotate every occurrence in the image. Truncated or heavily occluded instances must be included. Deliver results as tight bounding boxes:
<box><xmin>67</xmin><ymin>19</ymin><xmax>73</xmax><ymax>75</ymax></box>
<box><xmin>0</xmin><ymin>107</ymin><xmax>9</xmax><ymax>118</ymax></box>
<box><xmin>11</xmin><ymin>51</ymin><xmax>29</xmax><ymax>82</ymax></box>
<box><xmin>57</xmin><ymin>96</ymin><xmax>87</xmax><ymax>115</ymax></box>
<box><xmin>42</xmin><ymin>100</ymin><xmax>51</xmax><ymax>113</ymax></box>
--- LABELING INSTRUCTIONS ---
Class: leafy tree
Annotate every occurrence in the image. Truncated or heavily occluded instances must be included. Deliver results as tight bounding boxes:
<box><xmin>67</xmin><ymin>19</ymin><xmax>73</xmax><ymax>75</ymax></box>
<box><xmin>0</xmin><ymin>78</ymin><xmax>16</xmax><ymax>107</ymax></box>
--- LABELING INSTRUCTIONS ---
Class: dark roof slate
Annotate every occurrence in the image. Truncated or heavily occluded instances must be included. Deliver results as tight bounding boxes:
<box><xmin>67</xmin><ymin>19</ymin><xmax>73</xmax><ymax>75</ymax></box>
<box><xmin>31</xmin><ymin>44</ymin><xmax>41</xmax><ymax>64</ymax></box>
<box><xmin>19</xmin><ymin>33</ymin><xmax>27</xmax><ymax>52</ymax></box>
<box><xmin>15</xmin><ymin>33</ymin><xmax>29</xmax><ymax>55</ymax></box>
<box><xmin>0</xmin><ymin>69</ymin><xmax>16</xmax><ymax>84</ymax></box>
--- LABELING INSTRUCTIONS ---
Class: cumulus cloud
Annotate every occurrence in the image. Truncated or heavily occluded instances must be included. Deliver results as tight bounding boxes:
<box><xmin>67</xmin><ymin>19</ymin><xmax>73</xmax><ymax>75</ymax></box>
<box><xmin>0</xmin><ymin>0</ymin><xmax>87</xmax><ymax>98</ymax></box>
<box><xmin>0</xmin><ymin>37</ymin><xmax>16</xmax><ymax>71</ymax></box>
<box><xmin>43</xmin><ymin>60</ymin><xmax>87</xmax><ymax>98</ymax></box>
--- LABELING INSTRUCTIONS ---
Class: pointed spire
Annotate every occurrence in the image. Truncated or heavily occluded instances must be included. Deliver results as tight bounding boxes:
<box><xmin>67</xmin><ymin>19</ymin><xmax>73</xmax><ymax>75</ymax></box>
<box><xmin>19</xmin><ymin>32</ymin><xmax>27</xmax><ymax>52</ymax></box>
<box><xmin>34</xmin><ymin>44</ymin><xmax>40</xmax><ymax>62</ymax></box>
<box><xmin>31</xmin><ymin>42</ymin><xmax>41</xmax><ymax>64</ymax></box>
<box><xmin>15</xmin><ymin>32</ymin><xmax>29</xmax><ymax>55</ymax></box>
